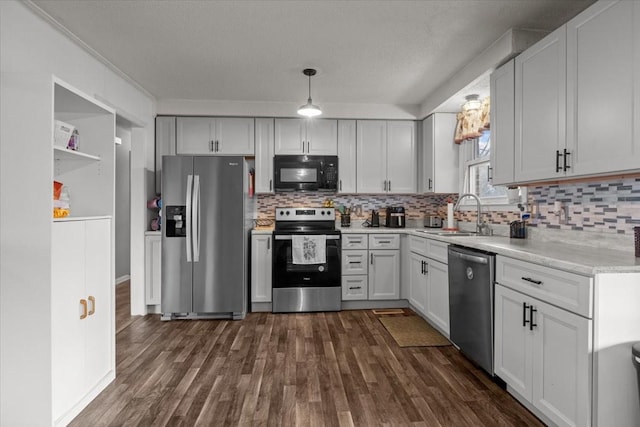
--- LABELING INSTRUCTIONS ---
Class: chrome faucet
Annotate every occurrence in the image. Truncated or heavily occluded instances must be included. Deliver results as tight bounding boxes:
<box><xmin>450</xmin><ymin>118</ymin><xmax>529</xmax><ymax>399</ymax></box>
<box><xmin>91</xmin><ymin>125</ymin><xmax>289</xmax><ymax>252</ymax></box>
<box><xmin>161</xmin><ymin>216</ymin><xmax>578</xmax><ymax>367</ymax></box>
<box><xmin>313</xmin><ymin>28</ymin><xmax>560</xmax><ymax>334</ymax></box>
<box><xmin>454</xmin><ymin>193</ymin><xmax>492</xmax><ymax>236</ymax></box>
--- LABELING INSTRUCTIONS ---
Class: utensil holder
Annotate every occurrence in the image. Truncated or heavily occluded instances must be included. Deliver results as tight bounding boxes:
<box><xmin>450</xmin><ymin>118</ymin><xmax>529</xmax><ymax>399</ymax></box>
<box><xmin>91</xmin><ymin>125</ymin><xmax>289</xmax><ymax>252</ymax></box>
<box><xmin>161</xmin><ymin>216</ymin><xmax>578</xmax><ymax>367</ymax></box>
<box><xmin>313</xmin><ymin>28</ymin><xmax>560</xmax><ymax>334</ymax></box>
<box><xmin>510</xmin><ymin>220</ymin><xmax>526</xmax><ymax>239</ymax></box>
<box><xmin>635</xmin><ymin>227</ymin><xmax>640</xmax><ymax>257</ymax></box>
<box><xmin>341</xmin><ymin>214</ymin><xmax>351</xmax><ymax>228</ymax></box>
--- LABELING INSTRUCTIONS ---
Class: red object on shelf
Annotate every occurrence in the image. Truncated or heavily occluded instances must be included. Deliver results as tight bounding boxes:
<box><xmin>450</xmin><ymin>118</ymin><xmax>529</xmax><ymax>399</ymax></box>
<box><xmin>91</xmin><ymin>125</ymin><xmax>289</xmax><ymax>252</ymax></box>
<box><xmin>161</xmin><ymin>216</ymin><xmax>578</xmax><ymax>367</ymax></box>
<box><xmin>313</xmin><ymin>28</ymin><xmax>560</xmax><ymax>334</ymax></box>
<box><xmin>248</xmin><ymin>169</ymin><xmax>255</xmax><ymax>197</ymax></box>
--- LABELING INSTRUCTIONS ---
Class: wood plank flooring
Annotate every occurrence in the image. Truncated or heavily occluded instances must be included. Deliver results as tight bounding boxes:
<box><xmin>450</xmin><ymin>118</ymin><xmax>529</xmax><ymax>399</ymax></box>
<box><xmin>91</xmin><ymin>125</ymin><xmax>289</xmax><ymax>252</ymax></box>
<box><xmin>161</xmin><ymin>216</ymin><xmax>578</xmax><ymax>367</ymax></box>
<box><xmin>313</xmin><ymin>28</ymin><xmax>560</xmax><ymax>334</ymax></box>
<box><xmin>70</xmin><ymin>282</ymin><xmax>543</xmax><ymax>426</ymax></box>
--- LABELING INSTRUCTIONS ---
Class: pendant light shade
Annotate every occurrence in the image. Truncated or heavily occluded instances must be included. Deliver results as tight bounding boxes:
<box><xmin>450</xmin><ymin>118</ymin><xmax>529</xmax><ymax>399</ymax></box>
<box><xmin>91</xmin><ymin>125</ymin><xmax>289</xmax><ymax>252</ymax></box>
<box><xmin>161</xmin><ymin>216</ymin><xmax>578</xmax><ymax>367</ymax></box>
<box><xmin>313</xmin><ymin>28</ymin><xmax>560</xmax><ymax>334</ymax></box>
<box><xmin>297</xmin><ymin>68</ymin><xmax>322</xmax><ymax>117</ymax></box>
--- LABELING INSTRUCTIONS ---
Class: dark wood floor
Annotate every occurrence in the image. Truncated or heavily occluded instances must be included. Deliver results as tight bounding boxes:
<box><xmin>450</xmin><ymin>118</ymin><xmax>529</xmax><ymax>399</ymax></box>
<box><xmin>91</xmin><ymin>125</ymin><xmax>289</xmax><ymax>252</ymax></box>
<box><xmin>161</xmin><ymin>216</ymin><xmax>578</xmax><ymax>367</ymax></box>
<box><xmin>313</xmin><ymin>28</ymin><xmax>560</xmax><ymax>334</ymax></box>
<box><xmin>70</xmin><ymin>282</ymin><xmax>543</xmax><ymax>426</ymax></box>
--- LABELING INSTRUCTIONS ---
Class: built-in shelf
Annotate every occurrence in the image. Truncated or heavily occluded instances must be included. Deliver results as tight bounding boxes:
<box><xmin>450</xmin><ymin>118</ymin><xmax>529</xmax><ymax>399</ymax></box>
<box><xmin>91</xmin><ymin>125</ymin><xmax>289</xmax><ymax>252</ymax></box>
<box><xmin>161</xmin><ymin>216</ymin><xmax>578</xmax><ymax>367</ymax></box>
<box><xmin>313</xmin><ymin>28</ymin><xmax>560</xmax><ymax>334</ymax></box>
<box><xmin>54</xmin><ymin>145</ymin><xmax>100</xmax><ymax>161</ymax></box>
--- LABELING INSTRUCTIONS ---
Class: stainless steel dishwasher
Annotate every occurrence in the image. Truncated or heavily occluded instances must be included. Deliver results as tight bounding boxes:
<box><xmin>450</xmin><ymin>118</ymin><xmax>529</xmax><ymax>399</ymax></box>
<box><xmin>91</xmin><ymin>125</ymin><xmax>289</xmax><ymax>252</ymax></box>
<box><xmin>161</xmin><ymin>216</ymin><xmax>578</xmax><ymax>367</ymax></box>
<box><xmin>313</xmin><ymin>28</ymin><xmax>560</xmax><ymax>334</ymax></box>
<box><xmin>448</xmin><ymin>245</ymin><xmax>496</xmax><ymax>375</ymax></box>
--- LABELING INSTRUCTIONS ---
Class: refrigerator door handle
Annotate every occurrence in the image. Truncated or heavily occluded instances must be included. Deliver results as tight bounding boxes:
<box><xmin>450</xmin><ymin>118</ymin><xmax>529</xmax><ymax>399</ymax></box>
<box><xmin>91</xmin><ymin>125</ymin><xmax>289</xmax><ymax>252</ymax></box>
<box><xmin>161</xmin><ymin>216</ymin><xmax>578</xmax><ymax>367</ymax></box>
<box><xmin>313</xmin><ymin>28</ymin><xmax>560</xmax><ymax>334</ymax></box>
<box><xmin>193</xmin><ymin>175</ymin><xmax>201</xmax><ymax>262</ymax></box>
<box><xmin>185</xmin><ymin>174</ymin><xmax>193</xmax><ymax>262</ymax></box>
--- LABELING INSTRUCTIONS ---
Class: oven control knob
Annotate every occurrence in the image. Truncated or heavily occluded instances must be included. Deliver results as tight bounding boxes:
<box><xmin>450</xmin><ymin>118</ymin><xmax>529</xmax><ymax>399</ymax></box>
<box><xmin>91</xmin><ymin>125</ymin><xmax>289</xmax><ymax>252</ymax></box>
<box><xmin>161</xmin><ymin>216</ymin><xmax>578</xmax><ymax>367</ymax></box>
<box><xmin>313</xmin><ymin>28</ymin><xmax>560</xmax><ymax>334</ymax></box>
<box><xmin>279</xmin><ymin>210</ymin><xmax>284</xmax><ymax>216</ymax></box>
<box><xmin>285</xmin><ymin>211</ymin><xmax>290</xmax><ymax>215</ymax></box>
<box><xmin>321</xmin><ymin>211</ymin><xmax>325</xmax><ymax>215</ymax></box>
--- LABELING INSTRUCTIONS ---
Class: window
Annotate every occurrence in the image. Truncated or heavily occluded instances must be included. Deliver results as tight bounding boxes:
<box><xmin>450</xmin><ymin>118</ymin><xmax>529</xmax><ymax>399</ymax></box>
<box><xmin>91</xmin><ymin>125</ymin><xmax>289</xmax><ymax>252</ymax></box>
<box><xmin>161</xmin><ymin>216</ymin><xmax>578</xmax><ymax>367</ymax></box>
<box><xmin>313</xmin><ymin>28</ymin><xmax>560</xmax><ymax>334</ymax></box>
<box><xmin>459</xmin><ymin>130</ymin><xmax>521</xmax><ymax>206</ymax></box>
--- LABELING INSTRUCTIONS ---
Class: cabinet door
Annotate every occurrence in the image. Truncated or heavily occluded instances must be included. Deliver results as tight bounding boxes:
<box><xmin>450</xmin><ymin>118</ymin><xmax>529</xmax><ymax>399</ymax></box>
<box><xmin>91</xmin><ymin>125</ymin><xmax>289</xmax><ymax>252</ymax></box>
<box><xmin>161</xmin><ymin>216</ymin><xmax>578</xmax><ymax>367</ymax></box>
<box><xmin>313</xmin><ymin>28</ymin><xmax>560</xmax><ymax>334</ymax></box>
<box><xmin>145</xmin><ymin>234</ymin><xmax>162</xmax><ymax>305</ymax></box>
<box><xmin>531</xmin><ymin>299</ymin><xmax>591</xmax><ymax>427</ymax></box>
<box><xmin>386</xmin><ymin>121</ymin><xmax>416</xmax><ymax>193</ymax></box>
<box><xmin>515</xmin><ymin>26</ymin><xmax>567</xmax><ymax>182</ymax></box>
<box><xmin>84</xmin><ymin>219</ymin><xmax>112</xmax><ymax>392</ymax></box>
<box><xmin>308</xmin><ymin>119</ymin><xmax>338</xmax><ymax>155</ymax></box>
<box><xmin>342</xmin><ymin>250</ymin><xmax>368</xmax><ymax>275</ymax></box>
<box><xmin>421</xmin><ymin>114</ymin><xmax>458</xmax><ymax>193</ymax></box>
<box><xmin>356</xmin><ymin>120</ymin><xmax>387</xmax><ymax>193</ymax></box>
<box><xmin>155</xmin><ymin>116</ymin><xmax>176</xmax><ymax>193</ymax></box>
<box><xmin>52</xmin><ymin>221</ymin><xmax>86</xmax><ymax>421</ymax></box>
<box><xmin>337</xmin><ymin>120</ymin><xmax>356</xmax><ymax>193</ymax></box>
<box><xmin>425</xmin><ymin>259</ymin><xmax>449</xmax><ymax>336</ymax></box>
<box><xmin>342</xmin><ymin>275</ymin><xmax>368</xmax><ymax>300</ymax></box>
<box><xmin>368</xmin><ymin>250</ymin><xmax>400</xmax><ymax>300</ymax></box>
<box><xmin>490</xmin><ymin>60</ymin><xmax>516</xmax><ymax>186</ymax></box>
<box><xmin>255</xmin><ymin>118</ymin><xmax>275</xmax><ymax>193</ymax></box>
<box><xmin>176</xmin><ymin>117</ymin><xmax>215</xmax><ymax>154</ymax></box>
<box><xmin>409</xmin><ymin>252</ymin><xmax>428</xmax><ymax>315</ymax></box>
<box><xmin>215</xmin><ymin>117</ymin><xmax>255</xmax><ymax>155</ymax></box>
<box><xmin>494</xmin><ymin>284</ymin><xmax>533</xmax><ymax>401</ymax></box>
<box><xmin>274</xmin><ymin>118</ymin><xmax>305</xmax><ymax>154</ymax></box>
<box><xmin>250</xmin><ymin>235</ymin><xmax>272</xmax><ymax>303</ymax></box>
<box><xmin>567</xmin><ymin>0</ymin><xmax>640</xmax><ymax>177</ymax></box>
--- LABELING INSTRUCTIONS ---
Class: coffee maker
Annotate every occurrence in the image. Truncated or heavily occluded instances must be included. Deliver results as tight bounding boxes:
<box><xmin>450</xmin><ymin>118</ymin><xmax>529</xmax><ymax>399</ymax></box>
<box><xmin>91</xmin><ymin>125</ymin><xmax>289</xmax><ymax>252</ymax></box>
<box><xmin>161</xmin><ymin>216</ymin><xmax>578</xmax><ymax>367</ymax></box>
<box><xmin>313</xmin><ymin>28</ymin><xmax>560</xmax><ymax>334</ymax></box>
<box><xmin>385</xmin><ymin>206</ymin><xmax>406</xmax><ymax>228</ymax></box>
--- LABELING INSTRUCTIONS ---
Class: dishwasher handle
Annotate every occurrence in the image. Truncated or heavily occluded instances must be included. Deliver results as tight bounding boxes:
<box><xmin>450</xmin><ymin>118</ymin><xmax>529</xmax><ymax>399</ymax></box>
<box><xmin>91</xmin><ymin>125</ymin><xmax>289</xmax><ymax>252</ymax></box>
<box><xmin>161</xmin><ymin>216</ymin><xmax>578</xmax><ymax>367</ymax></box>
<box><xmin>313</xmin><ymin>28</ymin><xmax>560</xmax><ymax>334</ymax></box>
<box><xmin>450</xmin><ymin>250</ymin><xmax>489</xmax><ymax>265</ymax></box>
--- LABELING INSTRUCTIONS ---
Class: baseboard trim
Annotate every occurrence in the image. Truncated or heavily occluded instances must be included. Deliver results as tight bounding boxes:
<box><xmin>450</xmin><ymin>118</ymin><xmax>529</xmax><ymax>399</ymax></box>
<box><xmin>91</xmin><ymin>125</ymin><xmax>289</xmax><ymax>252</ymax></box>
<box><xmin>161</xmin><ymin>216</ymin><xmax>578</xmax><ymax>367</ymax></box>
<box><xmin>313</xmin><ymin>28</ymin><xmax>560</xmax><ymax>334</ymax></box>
<box><xmin>116</xmin><ymin>275</ymin><xmax>130</xmax><ymax>285</ymax></box>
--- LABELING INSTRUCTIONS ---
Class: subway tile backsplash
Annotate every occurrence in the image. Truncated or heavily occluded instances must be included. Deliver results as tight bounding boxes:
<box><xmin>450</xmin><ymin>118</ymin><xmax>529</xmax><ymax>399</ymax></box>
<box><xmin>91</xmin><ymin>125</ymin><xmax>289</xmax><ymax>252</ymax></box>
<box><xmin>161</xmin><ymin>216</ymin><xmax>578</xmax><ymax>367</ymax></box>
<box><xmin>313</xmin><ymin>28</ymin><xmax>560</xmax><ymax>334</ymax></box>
<box><xmin>256</xmin><ymin>176</ymin><xmax>640</xmax><ymax>236</ymax></box>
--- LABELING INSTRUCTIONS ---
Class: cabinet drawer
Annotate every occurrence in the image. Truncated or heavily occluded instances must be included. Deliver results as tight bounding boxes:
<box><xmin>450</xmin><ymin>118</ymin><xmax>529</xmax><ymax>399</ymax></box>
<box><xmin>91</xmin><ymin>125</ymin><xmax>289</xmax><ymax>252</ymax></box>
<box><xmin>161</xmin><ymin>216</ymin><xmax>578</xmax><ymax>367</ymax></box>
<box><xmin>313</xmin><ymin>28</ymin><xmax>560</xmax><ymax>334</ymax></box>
<box><xmin>342</xmin><ymin>275</ymin><xmax>368</xmax><ymax>300</ymax></box>
<box><xmin>342</xmin><ymin>234</ymin><xmax>368</xmax><ymax>250</ymax></box>
<box><xmin>426</xmin><ymin>239</ymin><xmax>449</xmax><ymax>264</ymax></box>
<box><xmin>496</xmin><ymin>256</ymin><xmax>593</xmax><ymax>318</ymax></box>
<box><xmin>368</xmin><ymin>234</ymin><xmax>400</xmax><ymax>250</ymax></box>
<box><xmin>409</xmin><ymin>235</ymin><xmax>428</xmax><ymax>256</ymax></box>
<box><xmin>342</xmin><ymin>250</ymin><xmax>368</xmax><ymax>275</ymax></box>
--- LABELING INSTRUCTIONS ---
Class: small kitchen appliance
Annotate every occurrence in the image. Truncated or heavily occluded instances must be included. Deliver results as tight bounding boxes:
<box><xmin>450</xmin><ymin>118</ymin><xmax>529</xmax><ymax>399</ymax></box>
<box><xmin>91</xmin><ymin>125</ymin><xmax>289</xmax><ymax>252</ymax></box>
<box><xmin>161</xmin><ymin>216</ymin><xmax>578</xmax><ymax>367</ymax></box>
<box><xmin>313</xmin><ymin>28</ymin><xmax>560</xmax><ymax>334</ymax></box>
<box><xmin>385</xmin><ymin>206</ymin><xmax>406</xmax><ymax>228</ymax></box>
<box><xmin>369</xmin><ymin>210</ymin><xmax>380</xmax><ymax>227</ymax></box>
<box><xmin>424</xmin><ymin>215</ymin><xmax>443</xmax><ymax>228</ymax></box>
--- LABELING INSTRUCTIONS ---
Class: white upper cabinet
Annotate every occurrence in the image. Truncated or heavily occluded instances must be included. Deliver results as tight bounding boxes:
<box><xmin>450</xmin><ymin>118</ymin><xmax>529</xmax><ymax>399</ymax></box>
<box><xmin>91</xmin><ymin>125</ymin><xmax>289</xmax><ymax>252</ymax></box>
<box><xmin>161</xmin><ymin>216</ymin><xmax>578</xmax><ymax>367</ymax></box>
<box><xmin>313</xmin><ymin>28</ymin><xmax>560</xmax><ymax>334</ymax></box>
<box><xmin>155</xmin><ymin>116</ymin><xmax>176</xmax><ymax>194</ymax></box>
<box><xmin>255</xmin><ymin>118</ymin><xmax>275</xmax><ymax>193</ymax></box>
<box><xmin>566</xmin><ymin>0</ymin><xmax>640</xmax><ymax>176</ymax></box>
<box><xmin>356</xmin><ymin>120</ymin><xmax>416</xmax><ymax>194</ymax></box>
<box><xmin>176</xmin><ymin>117</ymin><xmax>255</xmax><ymax>155</ymax></box>
<box><xmin>490</xmin><ymin>60</ymin><xmax>516</xmax><ymax>186</ymax></box>
<box><xmin>274</xmin><ymin>118</ymin><xmax>337</xmax><ymax>155</ymax></box>
<box><xmin>514</xmin><ymin>25</ymin><xmax>567</xmax><ymax>182</ymax></box>
<box><xmin>337</xmin><ymin>120</ymin><xmax>357</xmax><ymax>193</ymax></box>
<box><xmin>419</xmin><ymin>113</ymin><xmax>458</xmax><ymax>193</ymax></box>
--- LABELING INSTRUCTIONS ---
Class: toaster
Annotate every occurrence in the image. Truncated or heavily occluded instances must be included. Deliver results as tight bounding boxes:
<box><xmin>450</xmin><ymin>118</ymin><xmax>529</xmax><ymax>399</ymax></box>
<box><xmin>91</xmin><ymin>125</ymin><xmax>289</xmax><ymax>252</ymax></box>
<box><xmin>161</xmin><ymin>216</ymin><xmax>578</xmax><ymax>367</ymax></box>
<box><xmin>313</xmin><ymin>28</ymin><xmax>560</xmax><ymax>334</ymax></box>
<box><xmin>424</xmin><ymin>216</ymin><xmax>443</xmax><ymax>228</ymax></box>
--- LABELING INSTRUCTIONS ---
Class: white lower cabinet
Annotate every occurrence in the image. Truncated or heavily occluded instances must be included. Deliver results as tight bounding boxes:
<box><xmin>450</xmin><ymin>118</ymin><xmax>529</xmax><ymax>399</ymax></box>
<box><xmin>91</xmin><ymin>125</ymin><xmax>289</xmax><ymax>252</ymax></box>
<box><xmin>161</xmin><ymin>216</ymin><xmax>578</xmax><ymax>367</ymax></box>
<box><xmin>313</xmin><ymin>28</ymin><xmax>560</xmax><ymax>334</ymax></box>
<box><xmin>144</xmin><ymin>232</ymin><xmax>161</xmax><ymax>306</ymax></box>
<box><xmin>342</xmin><ymin>275</ymin><xmax>368</xmax><ymax>300</ymax></box>
<box><xmin>368</xmin><ymin>250</ymin><xmax>400</xmax><ymax>299</ymax></box>
<box><xmin>408</xmin><ymin>235</ymin><xmax>450</xmax><ymax>336</ymax></box>
<box><xmin>495</xmin><ymin>283</ymin><xmax>591</xmax><ymax>427</ymax></box>
<box><xmin>409</xmin><ymin>252</ymin><xmax>428</xmax><ymax>314</ymax></box>
<box><xmin>425</xmin><ymin>259</ymin><xmax>449</xmax><ymax>334</ymax></box>
<box><xmin>52</xmin><ymin>218</ymin><xmax>113</xmax><ymax>426</ymax></box>
<box><xmin>251</xmin><ymin>234</ymin><xmax>272</xmax><ymax>303</ymax></box>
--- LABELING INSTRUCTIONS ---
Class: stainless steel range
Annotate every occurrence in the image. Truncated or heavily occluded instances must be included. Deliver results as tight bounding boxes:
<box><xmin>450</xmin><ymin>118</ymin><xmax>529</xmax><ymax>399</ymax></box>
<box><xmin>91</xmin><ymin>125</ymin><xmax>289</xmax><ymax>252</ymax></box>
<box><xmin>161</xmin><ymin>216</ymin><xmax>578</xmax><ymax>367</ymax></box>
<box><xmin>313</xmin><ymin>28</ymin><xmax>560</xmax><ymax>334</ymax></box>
<box><xmin>272</xmin><ymin>207</ymin><xmax>342</xmax><ymax>313</ymax></box>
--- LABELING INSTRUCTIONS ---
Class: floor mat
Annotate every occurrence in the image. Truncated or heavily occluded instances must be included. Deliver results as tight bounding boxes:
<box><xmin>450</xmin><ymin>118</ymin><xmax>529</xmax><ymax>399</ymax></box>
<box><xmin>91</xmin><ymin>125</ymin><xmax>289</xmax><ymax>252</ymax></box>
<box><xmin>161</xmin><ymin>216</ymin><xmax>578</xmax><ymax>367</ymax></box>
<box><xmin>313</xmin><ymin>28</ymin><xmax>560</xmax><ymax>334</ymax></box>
<box><xmin>378</xmin><ymin>315</ymin><xmax>451</xmax><ymax>347</ymax></box>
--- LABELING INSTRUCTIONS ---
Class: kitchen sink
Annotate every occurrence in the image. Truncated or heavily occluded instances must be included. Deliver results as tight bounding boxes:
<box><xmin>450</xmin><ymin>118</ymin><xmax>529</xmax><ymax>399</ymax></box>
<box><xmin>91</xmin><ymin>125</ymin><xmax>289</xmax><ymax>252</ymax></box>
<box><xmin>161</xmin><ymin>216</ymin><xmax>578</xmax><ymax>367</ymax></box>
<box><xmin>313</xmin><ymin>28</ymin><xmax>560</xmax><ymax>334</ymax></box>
<box><xmin>416</xmin><ymin>229</ymin><xmax>477</xmax><ymax>237</ymax></box>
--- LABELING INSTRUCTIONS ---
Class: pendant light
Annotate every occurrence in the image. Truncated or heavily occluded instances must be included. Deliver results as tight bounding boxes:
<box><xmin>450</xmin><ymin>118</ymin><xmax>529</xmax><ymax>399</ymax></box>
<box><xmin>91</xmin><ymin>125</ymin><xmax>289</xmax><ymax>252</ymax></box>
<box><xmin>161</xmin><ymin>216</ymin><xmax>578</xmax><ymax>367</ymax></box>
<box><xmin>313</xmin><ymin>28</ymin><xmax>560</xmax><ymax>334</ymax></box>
<box><xmin>297</xmin><ymin>68</ymin><xmax>322</xmax><ymax>117</ymax></box>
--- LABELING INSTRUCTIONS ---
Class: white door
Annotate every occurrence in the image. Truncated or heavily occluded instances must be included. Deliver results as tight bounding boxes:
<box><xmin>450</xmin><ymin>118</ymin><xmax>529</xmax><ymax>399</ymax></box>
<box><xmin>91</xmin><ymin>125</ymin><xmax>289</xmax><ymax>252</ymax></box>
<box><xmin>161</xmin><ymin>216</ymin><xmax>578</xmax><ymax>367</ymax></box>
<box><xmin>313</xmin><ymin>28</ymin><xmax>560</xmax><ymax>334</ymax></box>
<box><xmin>356</xmin><ymin>120</ymin><xmax>387</xmax><ymax>193</ymax></box>
<box><xmin>515</xmin><ymin>26</ymin><xmax>567</xmax><ymax>182</ymax></box>
<box><xmin>531</xmin><ymin>299</ymin><xmax>591</xmax><ymax>427</ymax></box>
<box><xmin>567</xmin><ymin>0</ymin><xmax>640</xmax><ymax>177</ymax></box>
<box><xmin>307</xmin><ymin>119</ymin><xmax>338</xmax><ymax>155</ymax></box>
<box><xmin>250</xmin><ymin>235</ymin><xmax>272</xmax><ymax>303</ymax></box>
<box><xmin>275</xmin><ymin>118</ymin><xmax>305</xmax><ymax>154</ymax></box>
<box><xmin>425</xmin><ymin>259</ymin><xmax>450</xmax><ymax>336</ymax></box>
<box><xmin>337</xmin><ymin>120</ymin><xmax>356</xmax><ymax>193</ymax></box>
<box><xmin>490</xmin><ymin>59</ymin><xmax>516</xmax><ymax>186</ymax></box>
<box><xmin>494</xmin><ymin>284</ymin><xmax>533</xmax><ymax>401</ymax></box>
<box><xmin>176</xmin><ymin>117</ymin><xmax>215</xmax><ymax>154</ymax></box>
<box><xmin>386</xmin><ymin>121</ymin><xmax>416</xmax><ymax>193</ymax></box>
<box><xmin>52</xmin><ymin>221</ymin><xmax>86</xmax><ymax>421</ymax></box>
<box><xmin>368</xmin><ymin>250</ymin><xmax>400</xmax><ymax>299</ymax></box>
<box><xmin>84</xmin><ymin>219</ymin><xmax>112</xmax><ymax>391</ymax></box>
<box><xmin>255</xmin><ymin>118</ymin><xmax>275</xmax><ymax>193</ymax></box>
<box><xmin>409</xmin><ymin>252</ymin><xmax>427</xmax><ymax>315</ymax></box>
<box><xmin>215</xmin><ymin>117</ymin><xmax>255</xmax><ymax>155</ymax></box>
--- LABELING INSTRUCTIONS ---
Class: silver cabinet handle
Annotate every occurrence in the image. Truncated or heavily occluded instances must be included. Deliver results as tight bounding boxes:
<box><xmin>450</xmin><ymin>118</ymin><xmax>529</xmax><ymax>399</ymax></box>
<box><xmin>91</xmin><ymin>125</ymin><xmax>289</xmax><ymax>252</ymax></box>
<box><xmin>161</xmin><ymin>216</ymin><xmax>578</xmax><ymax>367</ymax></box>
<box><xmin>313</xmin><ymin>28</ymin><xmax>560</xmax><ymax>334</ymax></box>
<box><xmin>267</xmin><ymin>237</ymin><xmax>270</xmax><ymax>250</ymax></box>
<box><xmin>521</xmin><ymin>277</ymin><xmax>543</xmax><ymax>285</ymax></box>
<box><xmin>210</xmin><ymin>140</ymin><xmax>214</xmax><ymax>152</ymax></box>
<box><xmin>269</xmin><ymin>179</ymin><xmax>272</xmax><ymax>192</ymax></box>
<box><xmin>388</xmin><ymin>180</ymin><xmax>391</xmax><ymax>192</ymax></box>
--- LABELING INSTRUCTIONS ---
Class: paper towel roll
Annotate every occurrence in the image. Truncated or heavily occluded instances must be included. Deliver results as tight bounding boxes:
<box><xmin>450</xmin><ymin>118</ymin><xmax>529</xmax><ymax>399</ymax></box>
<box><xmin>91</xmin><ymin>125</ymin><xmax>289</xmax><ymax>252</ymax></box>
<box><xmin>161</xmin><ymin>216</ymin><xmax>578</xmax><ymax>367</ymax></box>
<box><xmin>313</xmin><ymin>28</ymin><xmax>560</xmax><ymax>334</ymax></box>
<box><xmin>447</xmin><ymin>203</ymin><xmax>454</xmax><ymax>229</ymax></box>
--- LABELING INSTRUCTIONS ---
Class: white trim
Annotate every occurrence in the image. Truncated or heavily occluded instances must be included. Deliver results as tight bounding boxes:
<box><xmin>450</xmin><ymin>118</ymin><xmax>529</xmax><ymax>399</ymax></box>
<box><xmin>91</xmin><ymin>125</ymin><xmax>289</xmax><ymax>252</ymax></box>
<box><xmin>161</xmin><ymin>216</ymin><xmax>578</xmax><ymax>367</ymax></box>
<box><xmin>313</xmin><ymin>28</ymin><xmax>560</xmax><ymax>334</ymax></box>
<box><xmin>115</xmin><ymin>275</ymin><xmax>130</xmax><ymax>285</ymax></box>
<box><xmin>23</xmin><ymin>1</ymin><xmax>156</xmax><ymax>102</ymax></box>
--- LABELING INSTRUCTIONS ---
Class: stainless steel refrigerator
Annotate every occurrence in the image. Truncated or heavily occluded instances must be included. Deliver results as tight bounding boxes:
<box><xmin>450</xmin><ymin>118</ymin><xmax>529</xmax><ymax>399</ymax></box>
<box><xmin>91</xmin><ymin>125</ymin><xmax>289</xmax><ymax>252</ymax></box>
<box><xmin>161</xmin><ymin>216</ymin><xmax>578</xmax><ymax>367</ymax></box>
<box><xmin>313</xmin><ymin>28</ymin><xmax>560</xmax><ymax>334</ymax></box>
<box><xmin>161</xmin><ymin>155</ymin><xmax>248</xmax><ymax>320</ymax></box>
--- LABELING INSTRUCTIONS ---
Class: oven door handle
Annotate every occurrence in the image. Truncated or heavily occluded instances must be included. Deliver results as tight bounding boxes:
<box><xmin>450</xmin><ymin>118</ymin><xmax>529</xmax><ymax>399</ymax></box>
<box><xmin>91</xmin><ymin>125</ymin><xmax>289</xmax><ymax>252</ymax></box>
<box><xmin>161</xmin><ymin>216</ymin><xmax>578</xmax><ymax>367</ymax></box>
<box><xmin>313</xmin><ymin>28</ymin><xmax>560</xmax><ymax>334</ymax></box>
<box><xmin>274</xmin><ymin>235</ymin><xmax>341</xmax><ymax>240</ymax></box>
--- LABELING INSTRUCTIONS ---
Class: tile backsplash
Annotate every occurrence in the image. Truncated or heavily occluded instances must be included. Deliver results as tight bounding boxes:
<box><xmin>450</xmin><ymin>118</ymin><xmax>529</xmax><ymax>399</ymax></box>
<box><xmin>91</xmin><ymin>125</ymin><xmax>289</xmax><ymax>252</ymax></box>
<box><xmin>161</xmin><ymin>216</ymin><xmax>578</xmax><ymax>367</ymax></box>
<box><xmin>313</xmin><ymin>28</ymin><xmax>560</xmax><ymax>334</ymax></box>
<box><xmin>256</xmin><ymin>176</ymin><xmax>640</xmax><ymax>236</ymax></box>
<box><xmin>527</xmin><ymin>177</ymin><xmax>640</xmax><ymax>235</ymax></box>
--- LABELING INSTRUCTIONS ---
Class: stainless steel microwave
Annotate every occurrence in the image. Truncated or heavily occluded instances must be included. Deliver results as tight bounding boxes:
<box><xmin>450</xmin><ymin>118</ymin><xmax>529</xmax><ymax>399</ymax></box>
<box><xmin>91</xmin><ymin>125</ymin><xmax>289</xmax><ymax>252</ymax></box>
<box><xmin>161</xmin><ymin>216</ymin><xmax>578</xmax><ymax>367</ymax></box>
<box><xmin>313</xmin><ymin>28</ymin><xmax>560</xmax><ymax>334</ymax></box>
<box><xmin>273</xmin><ymin>155</ymin><xmax>338</xmax><ymax>192</ymax></box>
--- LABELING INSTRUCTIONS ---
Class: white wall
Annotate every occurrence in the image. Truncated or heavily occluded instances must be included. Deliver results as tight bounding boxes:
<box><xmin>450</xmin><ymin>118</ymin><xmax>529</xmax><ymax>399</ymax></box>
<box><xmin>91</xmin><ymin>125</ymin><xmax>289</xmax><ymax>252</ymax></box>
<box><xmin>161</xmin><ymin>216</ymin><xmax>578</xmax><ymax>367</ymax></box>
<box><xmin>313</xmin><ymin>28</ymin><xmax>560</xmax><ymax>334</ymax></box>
<box><xmin>0</xmin><ymin>1</ymin><xmax>155</xmax><ymax>425</ymax></box>
<box><xmin>115</xmin><ymin>127</ymin><xmax>132</xmax><ymax>281</ymax></box>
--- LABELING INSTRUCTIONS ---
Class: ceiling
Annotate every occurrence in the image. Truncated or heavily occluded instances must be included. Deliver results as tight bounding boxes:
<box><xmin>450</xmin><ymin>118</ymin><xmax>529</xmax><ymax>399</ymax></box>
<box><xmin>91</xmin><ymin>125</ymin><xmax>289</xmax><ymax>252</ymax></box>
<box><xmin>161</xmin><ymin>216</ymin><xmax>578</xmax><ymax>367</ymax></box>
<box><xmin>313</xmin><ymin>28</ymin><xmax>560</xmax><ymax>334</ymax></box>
<box><xmin>31</xmin><ymin>0</ymin><xmax>594</xmax><ymax>113</ymax></box>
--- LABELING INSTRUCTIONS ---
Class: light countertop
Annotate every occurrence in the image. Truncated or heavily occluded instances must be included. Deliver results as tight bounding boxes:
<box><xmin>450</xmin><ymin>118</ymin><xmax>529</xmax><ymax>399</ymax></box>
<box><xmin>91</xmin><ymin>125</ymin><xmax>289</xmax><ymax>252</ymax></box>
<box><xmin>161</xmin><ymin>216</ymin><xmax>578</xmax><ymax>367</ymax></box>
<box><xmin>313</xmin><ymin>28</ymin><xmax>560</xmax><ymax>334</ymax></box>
<box><xmin>252</xmin><ymin>225</ymin><xmax>640</xmax><ymax>275</ymax></box>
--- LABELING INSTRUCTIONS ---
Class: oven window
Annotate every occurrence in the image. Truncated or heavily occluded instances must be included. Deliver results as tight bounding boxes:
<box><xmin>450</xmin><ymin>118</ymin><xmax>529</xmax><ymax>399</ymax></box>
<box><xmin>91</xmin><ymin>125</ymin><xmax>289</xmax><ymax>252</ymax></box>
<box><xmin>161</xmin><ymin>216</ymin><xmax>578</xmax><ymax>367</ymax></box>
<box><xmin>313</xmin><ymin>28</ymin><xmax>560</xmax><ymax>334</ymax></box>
<box><xmin>280</xmin><ymin>167</ymin><xmax>317</xmax><ymax>183</ymax></box>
